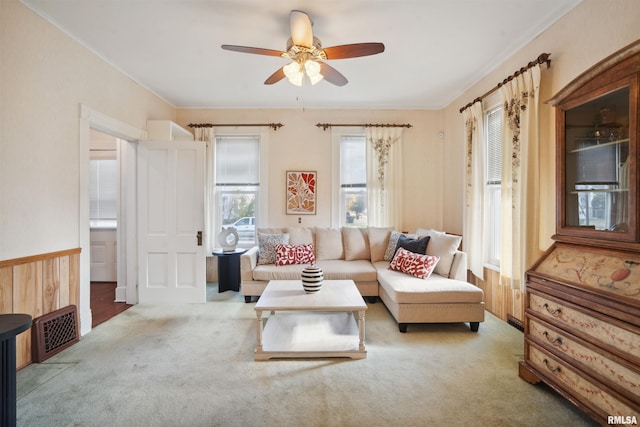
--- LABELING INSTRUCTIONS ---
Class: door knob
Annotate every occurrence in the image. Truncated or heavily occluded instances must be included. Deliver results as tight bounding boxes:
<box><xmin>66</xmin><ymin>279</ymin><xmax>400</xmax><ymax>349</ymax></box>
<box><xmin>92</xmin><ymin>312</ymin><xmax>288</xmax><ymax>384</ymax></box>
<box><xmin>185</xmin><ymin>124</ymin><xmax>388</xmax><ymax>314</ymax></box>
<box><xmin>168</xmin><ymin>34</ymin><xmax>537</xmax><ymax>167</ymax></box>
<box><xmin>196</xmin><ymin>231</ymin><xmax>203</xmax><ymax>246</ymax></box>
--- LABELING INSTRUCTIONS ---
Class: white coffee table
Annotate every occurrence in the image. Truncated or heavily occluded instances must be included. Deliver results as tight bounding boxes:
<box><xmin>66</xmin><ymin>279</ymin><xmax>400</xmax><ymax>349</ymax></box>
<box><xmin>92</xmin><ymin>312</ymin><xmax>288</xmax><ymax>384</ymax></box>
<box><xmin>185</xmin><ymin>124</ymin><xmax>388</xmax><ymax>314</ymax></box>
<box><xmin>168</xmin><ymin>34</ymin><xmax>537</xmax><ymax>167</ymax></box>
<box><xmin>254</xmin><ymin>280</ymin><xmax>367</xmax><ymax>360</ymax></box>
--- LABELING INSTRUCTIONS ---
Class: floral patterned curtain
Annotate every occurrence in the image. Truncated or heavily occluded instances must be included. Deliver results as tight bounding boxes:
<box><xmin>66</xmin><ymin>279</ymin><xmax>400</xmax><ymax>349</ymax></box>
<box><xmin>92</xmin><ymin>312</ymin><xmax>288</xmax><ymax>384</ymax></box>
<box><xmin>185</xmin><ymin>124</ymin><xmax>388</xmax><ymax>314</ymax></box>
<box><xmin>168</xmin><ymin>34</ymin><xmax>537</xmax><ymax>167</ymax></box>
<box><xmin>195</xmin><ymin>127</ymin><xmax>217</xmax><ymax>253</ymax></box>
<box><xmin>365</xmin><ymin>127</ymin><xmax>403</xmax><ymax>229</ymax></box>
<box><xmin>463</xmin><ymin>102</ymin><xmax>486</xmax><ymax>280</ymax></box>
<box><xmin>499</xmin><ymin>65</ymin><xmax>541</xmax><ymax>290</ymax></box>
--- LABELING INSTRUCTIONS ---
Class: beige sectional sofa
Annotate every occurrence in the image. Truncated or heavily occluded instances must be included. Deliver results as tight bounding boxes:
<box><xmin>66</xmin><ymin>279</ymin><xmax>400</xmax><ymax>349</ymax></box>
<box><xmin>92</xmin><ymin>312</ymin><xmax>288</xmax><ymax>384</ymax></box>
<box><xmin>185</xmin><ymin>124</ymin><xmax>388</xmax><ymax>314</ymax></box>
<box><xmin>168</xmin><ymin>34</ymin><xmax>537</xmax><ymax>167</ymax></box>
<box><xmin>240</xmin><ymin>227</ymin><xmax>485</xmax><ymax>332</ymax></box>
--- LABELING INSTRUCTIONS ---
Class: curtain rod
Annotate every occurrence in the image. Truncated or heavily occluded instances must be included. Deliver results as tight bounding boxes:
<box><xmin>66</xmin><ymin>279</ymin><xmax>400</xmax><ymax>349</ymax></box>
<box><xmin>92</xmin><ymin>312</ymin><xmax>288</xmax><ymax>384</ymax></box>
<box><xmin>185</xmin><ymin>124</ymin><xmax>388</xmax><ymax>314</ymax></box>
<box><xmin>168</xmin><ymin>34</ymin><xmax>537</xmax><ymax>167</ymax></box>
<box><xmin>316</xmin><ymin>123</ymin><xmax>412</xmax><ymax>131</ymax></box>
<box><xmin>187</xmin><ymin>123</ymin><xmax>284</xmax><ymax>131</ymax></box>
<box><xmin>459</xmin><ymin>53</ymin><xmax>551</xmax><ymax>114</ymax></box>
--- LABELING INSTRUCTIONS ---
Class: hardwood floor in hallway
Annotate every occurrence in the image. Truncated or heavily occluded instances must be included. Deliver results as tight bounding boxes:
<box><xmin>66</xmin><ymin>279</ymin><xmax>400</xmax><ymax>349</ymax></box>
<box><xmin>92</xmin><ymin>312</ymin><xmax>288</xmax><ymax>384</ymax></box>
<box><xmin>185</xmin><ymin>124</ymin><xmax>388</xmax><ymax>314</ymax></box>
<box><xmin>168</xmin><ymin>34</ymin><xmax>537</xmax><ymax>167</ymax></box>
<box><xmin>90</xmin><ymin>282</ymin><xmax>132</xmax><ymax>328</ymax></box>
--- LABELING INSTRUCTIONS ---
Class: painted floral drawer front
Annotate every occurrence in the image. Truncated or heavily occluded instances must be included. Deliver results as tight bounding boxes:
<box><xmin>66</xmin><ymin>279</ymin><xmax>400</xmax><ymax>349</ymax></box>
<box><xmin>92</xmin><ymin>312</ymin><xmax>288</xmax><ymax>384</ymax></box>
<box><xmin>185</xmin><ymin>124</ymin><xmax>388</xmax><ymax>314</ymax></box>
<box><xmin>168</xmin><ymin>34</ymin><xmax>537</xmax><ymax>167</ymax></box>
<box><xmin>528</xmin><ymin>317</ymin><xmax>640</xmax><ymax>397</ymax></box>
<box><xmin>529</xmin><ymin>293</ymin><xmax>640</xmax><ymax>362</ymax></box>
<box><xmin>535</xmin><ymin>245</ymin><xmax>640</xmax><ymax>299</ymax></box>
<box><xmin>529</xmin><ymin>345</ymin><xmax>639</xmax><ymax>418</ymax></box>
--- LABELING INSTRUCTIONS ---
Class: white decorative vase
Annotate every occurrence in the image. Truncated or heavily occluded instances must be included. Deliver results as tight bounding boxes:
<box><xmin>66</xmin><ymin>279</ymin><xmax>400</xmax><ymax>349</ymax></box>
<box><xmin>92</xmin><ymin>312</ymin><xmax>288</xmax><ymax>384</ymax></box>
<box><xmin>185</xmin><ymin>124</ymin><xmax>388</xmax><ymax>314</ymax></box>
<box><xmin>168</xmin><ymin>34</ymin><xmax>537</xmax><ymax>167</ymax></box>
<box><xmin>301</xmin><ymin>264</ymin><xmax>323</xmax><ymax>293</ymax></box>
<box><xmin>218</xmin><ymin>227</ymin><xmax>239</xmax><ymax>252</ymax></box>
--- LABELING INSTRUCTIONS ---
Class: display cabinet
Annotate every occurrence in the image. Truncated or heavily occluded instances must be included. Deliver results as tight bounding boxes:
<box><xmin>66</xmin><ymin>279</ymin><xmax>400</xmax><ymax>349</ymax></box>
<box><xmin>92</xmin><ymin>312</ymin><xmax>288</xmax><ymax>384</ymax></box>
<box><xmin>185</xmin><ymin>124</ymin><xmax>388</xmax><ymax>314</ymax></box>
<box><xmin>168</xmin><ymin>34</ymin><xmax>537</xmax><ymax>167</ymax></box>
<box><xmin>554</xmin><ymin>52</ymin><xmax>638</xmax><ymax>248</ymax></box>
<box><xmin>519</xmin><ymin>40</ymin><xmax>640</xmax><ymax>425</ymax></box>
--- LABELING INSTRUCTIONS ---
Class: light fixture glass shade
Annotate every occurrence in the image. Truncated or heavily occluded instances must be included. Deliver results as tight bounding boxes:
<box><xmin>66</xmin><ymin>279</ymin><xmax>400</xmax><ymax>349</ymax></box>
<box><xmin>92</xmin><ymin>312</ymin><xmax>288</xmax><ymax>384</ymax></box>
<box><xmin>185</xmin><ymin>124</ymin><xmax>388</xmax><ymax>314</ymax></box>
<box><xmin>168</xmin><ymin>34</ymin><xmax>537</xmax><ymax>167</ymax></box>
<box><xmin>308</xmin><ymin>73</ymin><xmax>323</xmax><ymax>85</ymax></box>
<box><xmin>283</xmin><ymin>61</ymin><xmax>303</xmax><ymax>86</ymax></box>
<box><xmin>304</xmin><ymin>60</ymin><xmax>324</xmax><ymax>85</ymax></box>
<box><xmin>283</xmin><ymin>61</ymin><xmax>300</xmax><ymax>79</ymax></box>
<box><xmin>283</xmin><ymin>59</ymin><xmax>324</xmax><ymax>86</ymax></box>
<box><xmin>304</xmin><ymin>60</ymin><xmax>320</xmax><ymax>76</ymax></box>
<box><xmin>289</xmin><ymin>72</ymin><xmax>303</xmax><ymax>86</ymax></box>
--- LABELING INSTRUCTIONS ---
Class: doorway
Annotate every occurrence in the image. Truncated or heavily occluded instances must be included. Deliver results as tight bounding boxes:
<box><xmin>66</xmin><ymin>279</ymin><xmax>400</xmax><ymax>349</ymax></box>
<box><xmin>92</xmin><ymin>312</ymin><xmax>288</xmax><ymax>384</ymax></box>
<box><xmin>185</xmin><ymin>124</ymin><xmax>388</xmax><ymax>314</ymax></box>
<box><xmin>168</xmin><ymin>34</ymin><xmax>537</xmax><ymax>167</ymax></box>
<box><xmin>79</xmin><ymin>105</ymin><xmax>145</xmax><ymax>335</ymax></box>
<box><xmin>89</xmin><ymin>129</ymin><xmax>131</xmax><ymax>326</ymax></box>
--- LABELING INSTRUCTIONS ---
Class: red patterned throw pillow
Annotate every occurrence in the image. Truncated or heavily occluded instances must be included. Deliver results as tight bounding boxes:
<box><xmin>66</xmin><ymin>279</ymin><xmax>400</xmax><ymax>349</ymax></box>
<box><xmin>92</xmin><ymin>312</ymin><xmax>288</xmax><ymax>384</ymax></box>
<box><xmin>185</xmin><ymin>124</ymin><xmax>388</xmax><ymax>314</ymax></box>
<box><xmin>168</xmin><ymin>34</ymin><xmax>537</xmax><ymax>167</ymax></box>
<box><xmin>275</xmin><ymin>243</ymin><xmax>316</xmax><ymax>266</ymax></box>
<box><xmin>389</xmin><ymin>247</ymin><xmax>439</xmax><ymax>279</ymax></box>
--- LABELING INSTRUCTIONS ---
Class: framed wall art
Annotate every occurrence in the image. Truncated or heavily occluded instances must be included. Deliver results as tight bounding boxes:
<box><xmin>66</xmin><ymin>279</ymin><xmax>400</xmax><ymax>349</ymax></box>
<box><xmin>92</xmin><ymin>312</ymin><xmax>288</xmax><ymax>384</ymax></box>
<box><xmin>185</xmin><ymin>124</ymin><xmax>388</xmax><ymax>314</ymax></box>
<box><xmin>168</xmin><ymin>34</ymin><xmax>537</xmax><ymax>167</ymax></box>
<box><xmin>286</xmin><ymin>171</ymin><xmax>316</xmax><ymax>215</ymax></box>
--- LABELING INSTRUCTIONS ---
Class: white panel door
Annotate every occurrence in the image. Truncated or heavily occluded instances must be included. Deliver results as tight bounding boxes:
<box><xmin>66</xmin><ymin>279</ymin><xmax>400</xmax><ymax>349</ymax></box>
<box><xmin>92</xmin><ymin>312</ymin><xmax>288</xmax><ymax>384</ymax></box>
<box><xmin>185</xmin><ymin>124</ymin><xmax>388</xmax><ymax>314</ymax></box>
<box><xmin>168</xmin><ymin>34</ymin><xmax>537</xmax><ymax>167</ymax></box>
<box><xmin>137</xmin><ymin>140</ymin><xmax>205</xmax><ymax>303</ymax></box>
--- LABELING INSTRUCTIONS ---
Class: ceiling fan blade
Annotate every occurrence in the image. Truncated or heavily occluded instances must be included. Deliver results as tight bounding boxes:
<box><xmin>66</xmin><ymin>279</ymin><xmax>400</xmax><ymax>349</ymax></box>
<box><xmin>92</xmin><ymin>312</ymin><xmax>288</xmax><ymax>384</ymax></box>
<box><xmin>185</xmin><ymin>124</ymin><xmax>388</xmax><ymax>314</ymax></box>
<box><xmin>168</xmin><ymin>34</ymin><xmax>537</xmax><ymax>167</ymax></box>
<box><xmin>319</xmin><ymin>62</ymin><xmax>348</xmax><ymax>87</ymax></box>
<box><xmin>264</xmin><ymin>67</ymin><xmax>286</xmax><ymax>85</ymax></box>
<box><xmin>323</xmin><ymin>43</ymin><xmax>385</xmax><ymax>59</ymax></box>
<box><xmin>290</xmin><ymin>10</ymin><xmax>313</xmax><ymax>48</ymax></box>
<box><xmin>221</xmin><ymin>45</ymin><xmax>285</xmax><ymax>57</ymax></box>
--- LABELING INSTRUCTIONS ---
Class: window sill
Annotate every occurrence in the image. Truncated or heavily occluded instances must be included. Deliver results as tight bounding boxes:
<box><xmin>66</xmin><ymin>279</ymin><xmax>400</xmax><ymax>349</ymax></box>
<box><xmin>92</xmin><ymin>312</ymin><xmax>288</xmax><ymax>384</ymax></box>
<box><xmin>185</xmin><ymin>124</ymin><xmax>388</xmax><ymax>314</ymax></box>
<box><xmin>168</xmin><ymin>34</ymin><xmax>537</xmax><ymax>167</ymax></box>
<box><xmin>484</xmin><ymin>263</ymin><xmax>500</xmax><ymax>273</ymax></box>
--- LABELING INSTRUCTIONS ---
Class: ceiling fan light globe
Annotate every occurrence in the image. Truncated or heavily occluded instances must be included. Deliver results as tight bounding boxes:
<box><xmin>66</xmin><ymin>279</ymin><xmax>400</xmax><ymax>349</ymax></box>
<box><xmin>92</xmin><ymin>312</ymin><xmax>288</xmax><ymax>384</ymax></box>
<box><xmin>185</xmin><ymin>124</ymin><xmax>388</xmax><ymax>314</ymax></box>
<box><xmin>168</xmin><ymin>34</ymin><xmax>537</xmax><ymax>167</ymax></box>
<box><xmin>283</xmin><ymin>61</ymin><xmax>301</xmax><ymax>79</ymax></box>
<box><xmin>304</xmin><ymin>59</ymin><xmax>321</xmax><ymax>77</ymax></box>
<box><xmin>309</xmin><ymin>73</ymin><xmax>323</xmax><ymax>85</ymax></box>
<box><xmin>289</xmin><ymin>72</ymin><xmax>304</xmax><ymax>86</ymax></box>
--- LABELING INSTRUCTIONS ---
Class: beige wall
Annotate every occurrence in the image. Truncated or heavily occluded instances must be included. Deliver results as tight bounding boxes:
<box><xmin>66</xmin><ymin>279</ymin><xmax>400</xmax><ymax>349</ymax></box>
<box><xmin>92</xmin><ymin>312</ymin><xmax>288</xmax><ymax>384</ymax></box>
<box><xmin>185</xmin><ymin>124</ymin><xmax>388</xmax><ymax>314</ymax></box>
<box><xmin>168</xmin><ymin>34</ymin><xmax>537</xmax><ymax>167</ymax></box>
<box><xmin>3</xmin><ymin>0</ymin><xmax>639</xmax><ymax>264</ymax></box>
<box><xmin>443</xmin><ymin>0</ymin><xmax>640</xmax><ymax>252</ymax></box>
<box><xmin>176</xmin><ymin>108</ymin><xmax>446</xmax><ymax>233</ymax></box>
<box><xmin>0</xmin><ymin>0</ymin><xmax>176</xmax><ymax>260</ymax></box>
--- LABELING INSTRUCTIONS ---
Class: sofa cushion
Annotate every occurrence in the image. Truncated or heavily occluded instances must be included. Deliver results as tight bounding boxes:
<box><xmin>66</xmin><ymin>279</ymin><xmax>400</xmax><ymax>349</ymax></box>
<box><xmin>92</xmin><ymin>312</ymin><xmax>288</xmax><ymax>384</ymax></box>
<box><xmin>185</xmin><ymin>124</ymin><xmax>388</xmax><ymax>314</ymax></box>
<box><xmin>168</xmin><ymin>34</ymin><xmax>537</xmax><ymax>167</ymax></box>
<box><xmin>257</xmin><ymin>232</ymin><xmax>290</xmax><ymax>265</ymax></box>
<box><xmin>343</xmin><ymin>228</ymin><xmax>370</xmax><ymax>261</ymax></box>
<box><xmin>416</xmin><ymin>229</ymin><xmax>462</xmax><ymax>278</ymax></box>
<box><xmin>252</xmin><ymin>259</ymin><xmax>377</xmax><ymax>282</ymax></box>
<box><xmin>253</xmin><ymin>264</ymin><xmax>306</xmax><ymax>281</ymax></box>
<box><xmin>368</xmin><ymin>227</ymin><xmax>392</xmax><ymax>262</ymax></box>
<box><xmin>389</xmin><ymin>247</ymin><xmax>439</xmax><ymax>279</ymax></box>
<box><xmin>317</xmin><ymin>260</ymin><xmax>377</xmax><ymax>282</ymax></box>
<box><xmin>274</xmin><ymin>243</ymin><xmax>315</xmax><ymax>266</ymax></box>
<box><xmin>376</xmin><ymin>262</ymin><xmax>483</xmax><ymax>304</ymax></box>
<box><xmin>286</xmin><ymin>227</ymin><xmax>314</xmax><ymax>246</ymax></box>
<box><xmin>383</xmin><ymin>231</ymin><xmax>417</xmax><ymax>261</ymax></box>
<box><xmin>315</xmin><ymin>227</ymin><xmax>344</xmax><ymax>260</ymax></box>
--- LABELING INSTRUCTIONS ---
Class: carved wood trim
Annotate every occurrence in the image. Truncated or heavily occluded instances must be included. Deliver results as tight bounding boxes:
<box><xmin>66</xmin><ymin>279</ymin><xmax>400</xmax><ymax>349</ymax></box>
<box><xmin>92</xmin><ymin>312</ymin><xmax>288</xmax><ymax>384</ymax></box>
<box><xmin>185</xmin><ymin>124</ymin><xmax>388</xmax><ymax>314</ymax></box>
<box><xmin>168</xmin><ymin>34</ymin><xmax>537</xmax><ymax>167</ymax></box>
<box><xmin>547</xmin><ymin>38</ymin><xmax>640</xmax><ymax>106</ymax></box>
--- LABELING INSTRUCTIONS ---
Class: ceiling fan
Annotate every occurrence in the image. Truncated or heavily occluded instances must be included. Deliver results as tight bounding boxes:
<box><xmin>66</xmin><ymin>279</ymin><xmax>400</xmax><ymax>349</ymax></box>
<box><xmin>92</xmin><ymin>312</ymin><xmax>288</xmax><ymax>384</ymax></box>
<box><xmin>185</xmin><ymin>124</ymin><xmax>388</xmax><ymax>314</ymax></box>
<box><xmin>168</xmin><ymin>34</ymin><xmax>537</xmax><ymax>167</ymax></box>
<box><xmin>221</xmin><ymin>10</ymin><xmax>385</xmax><ymax>87</ymax></box>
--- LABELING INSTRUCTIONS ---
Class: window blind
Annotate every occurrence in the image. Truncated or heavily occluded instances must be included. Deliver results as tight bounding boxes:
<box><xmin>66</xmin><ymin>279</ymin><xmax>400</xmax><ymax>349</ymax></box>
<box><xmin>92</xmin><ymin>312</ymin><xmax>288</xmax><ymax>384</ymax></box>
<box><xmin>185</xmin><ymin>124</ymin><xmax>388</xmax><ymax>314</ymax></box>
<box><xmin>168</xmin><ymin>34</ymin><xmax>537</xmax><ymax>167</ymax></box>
<box><xmin>215</xmin><ymin>136</ymin><xmax>259</xmax><ymax>185</ymax></box>
<box><xmin>89</xmin><ymin>159</ymin><xmax>118</xmax><ymax>221</ymax></box>
<box><xmin>486</xmin><ymin>107</ymin><xmax>503</xmax><ymax>185</ymax></box>
<box><xmin>340</xmin><ymin>135</ymin><xmax>366</xmax><ymax>187</ymax></box>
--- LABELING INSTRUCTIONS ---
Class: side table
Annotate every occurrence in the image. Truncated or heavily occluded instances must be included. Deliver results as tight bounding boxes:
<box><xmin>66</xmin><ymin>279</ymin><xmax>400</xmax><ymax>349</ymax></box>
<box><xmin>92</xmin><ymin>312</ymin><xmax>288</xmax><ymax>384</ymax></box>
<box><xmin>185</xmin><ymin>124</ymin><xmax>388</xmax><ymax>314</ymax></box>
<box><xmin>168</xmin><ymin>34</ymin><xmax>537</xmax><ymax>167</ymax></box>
<box><xmin>212</xmin><ymin>248</ymin><xmax>247</xmax><ymax>293</ymax></box>
<box><xmin>1</xmin><ymin>313</ymin><xmax>32</xmax><ymax>427</ymax></box>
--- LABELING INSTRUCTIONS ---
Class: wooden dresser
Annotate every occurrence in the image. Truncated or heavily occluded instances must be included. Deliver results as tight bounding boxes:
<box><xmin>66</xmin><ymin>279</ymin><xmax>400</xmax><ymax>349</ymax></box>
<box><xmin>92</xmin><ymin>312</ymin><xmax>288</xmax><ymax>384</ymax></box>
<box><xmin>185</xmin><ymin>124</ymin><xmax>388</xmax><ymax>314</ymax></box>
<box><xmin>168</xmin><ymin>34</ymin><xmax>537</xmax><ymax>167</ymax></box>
<box><xmin>521</xmin><ymin>243</ymin><xmax>640</xmax><ymax>422</ymax></box>
<box><xmin>519</xmin><ymin>40</ymin><xmax>640</xmax><ymax>425</ymax></box>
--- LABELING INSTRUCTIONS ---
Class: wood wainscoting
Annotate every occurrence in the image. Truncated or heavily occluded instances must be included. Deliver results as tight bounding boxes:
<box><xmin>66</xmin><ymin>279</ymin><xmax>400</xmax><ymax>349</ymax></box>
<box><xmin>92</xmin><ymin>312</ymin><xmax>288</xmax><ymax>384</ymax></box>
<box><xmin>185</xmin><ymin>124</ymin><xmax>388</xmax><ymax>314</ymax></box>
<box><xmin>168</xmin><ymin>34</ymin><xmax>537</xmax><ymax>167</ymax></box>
<box><xmin>468</xmin><ymin>267</ymin><xmax>524</xmax><ymax>324</ymax></box>
<box><xmin>0</xmin><ymin>248</ymin><xmax>80</xmax><ymax>369</ymax></box>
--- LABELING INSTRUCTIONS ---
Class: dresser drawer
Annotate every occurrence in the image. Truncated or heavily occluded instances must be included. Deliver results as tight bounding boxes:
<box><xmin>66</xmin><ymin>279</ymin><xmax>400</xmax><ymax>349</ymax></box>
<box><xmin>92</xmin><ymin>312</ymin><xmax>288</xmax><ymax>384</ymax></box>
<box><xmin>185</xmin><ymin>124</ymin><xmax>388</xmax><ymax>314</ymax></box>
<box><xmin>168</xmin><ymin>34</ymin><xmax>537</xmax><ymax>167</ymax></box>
<box><xmin>528</xmin><ymin>291</ymin><xmax>640</xmax><ymax>364</ymax></box>
<box><xmin>528</xmin><ymin>316</ymin><xmax>640</xmax><ymax>400</ymax></box>
<box><xmin>528</xmin><ymin>344</ymin><xmax>639</xmax><ymax>418</ymax></box>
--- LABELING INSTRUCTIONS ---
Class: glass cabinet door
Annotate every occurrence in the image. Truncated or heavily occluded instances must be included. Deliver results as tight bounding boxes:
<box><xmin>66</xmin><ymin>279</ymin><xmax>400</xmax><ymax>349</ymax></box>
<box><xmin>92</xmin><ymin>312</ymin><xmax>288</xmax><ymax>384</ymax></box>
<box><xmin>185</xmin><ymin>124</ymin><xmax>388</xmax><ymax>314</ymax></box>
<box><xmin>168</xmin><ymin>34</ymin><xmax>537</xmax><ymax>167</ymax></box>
<box><xmin>562</xmin><ymin>85</ymin><xmax>632</xmax><ymax>238</ymax></box>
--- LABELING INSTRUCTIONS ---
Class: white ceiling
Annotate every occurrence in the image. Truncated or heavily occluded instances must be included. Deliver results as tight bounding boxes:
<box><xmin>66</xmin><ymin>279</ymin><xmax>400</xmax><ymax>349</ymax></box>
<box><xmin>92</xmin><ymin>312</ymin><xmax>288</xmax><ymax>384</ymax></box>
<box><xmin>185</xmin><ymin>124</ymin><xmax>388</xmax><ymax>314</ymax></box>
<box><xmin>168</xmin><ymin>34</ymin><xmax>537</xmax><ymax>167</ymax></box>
<box><xmin>21</xmin><ymin>0</ymin><xmax>582</xmax><ymax>110</ymax></box>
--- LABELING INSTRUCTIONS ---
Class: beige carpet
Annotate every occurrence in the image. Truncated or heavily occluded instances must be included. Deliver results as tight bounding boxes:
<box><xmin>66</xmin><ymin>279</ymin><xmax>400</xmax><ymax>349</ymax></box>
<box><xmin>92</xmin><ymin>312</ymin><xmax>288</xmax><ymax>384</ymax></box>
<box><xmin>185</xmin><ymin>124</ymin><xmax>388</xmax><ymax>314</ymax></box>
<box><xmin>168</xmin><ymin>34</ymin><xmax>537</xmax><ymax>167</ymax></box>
<box><xmin>17</xmin><ymin>284</ymin><xmax>597</xmax><ymax>427</ymax></box>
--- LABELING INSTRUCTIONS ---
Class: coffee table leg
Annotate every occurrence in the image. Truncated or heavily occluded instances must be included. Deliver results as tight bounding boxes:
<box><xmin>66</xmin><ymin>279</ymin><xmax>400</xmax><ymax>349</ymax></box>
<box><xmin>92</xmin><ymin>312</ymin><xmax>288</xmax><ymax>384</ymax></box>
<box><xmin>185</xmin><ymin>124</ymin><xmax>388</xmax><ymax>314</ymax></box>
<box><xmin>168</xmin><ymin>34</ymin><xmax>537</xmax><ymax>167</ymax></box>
<box><xmin>358</xmin><ymin>310</ymin><xmax>365</xmax><ymax>352</ymax></box>
<box><xmin>255</xmin><ymin>310</ymin><xmax>263</xmax><ymax>353</ymax></box>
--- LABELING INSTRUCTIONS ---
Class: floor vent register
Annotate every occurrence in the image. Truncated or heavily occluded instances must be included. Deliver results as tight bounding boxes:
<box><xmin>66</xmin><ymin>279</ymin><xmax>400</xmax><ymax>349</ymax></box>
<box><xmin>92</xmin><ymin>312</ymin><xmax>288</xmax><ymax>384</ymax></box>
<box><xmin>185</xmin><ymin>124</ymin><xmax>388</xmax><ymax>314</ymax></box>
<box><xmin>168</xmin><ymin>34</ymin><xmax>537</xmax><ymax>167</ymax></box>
<box><xmin>32</xmin><ymin>305</ymin><xmax>80</xmax><ymax>362</ymax></box>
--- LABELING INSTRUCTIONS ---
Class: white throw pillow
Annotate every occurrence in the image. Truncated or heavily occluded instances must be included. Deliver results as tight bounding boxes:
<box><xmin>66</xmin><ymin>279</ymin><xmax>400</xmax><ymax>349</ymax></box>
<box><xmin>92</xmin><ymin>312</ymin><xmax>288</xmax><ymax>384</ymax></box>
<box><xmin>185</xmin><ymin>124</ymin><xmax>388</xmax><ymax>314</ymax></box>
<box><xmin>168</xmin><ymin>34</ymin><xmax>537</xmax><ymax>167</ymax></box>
<box><xmin>416</xmin><ymin>229</ymin><xmax>462</xmax><ymax>278</ymax></box>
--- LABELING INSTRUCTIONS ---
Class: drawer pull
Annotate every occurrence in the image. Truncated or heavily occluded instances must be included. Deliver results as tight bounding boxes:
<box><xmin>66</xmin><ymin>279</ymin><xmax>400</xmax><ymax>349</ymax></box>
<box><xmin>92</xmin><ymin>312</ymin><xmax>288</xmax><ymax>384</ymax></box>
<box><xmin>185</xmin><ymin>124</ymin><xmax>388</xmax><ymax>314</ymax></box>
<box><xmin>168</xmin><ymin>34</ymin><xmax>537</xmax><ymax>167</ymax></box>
<box><xmin>543</xmin><ymin>331</ymin><xmax>563</xmax><ymax>346</ymax></box>
<box><xmin>543</xmin><ymin>358</ymin><xmax>561</xmax><ymax>374</ymax></box>
<box><xmin>542</xmin><ymin>303</ymin><xmax>562</xmax><ymax>316</ymax></box>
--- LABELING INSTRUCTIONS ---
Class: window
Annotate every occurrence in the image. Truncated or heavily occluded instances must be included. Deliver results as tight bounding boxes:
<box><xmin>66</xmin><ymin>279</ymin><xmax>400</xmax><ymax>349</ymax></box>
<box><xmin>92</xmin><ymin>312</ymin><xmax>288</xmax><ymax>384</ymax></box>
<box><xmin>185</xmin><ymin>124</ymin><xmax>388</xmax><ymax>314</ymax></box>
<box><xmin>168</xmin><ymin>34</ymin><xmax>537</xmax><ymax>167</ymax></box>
<box><xmin>215</xmin><ymin>135</ymin><xmax>259</xmax><ymax>247</ymax></box>
<box><xmin>340</xmin><ymin>135</ymin><xmax>367</xmax><ymax>227</ymax></box>
<box><xmin>89</xmin><ymin>158</ymin><xmax>118</xmax><ymax>228</ymax></box>
<box><xmin>485</xmin><ymin>106</ymin><xmax>502</xmax><ymax>266</ymax></box>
